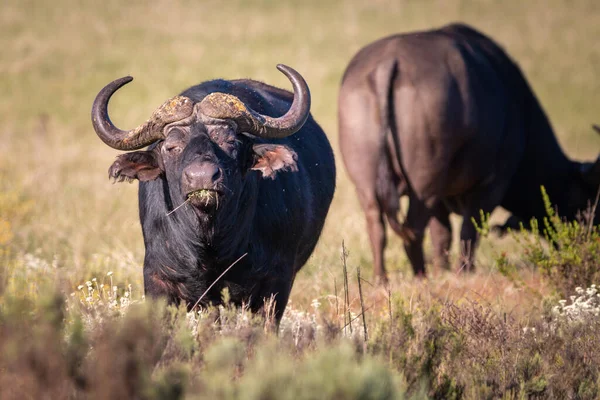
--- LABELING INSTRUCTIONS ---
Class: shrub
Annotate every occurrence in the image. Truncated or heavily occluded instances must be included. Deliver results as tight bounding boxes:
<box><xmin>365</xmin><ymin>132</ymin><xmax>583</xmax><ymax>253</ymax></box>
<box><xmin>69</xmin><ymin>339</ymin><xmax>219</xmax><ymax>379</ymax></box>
<box><xmin>475</xmin><ymin>186</ymin><xmax>600</xmax><ymax>298</ymax></box>
<box><xmin>519</xmin><ymin>187</ymin><xmax>600</xmax><ymax>298</ymax></box>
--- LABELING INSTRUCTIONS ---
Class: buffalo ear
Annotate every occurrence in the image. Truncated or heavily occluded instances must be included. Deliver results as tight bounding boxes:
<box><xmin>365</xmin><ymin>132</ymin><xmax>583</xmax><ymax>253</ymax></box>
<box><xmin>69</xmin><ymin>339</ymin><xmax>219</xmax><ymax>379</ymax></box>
<box><xmin>580</xmin><ymin>156</ymin><xmax>600</xmax><ymax>188</ymax></box>
<box><xmin>251</xmin><ymin>144</ymin><xmax>298</xmax><ymax>179</ymax></box>
<box><xmin>109</xmin><ymin>151</ymin><xmax>163</xmax><ymax>182</ymax></box>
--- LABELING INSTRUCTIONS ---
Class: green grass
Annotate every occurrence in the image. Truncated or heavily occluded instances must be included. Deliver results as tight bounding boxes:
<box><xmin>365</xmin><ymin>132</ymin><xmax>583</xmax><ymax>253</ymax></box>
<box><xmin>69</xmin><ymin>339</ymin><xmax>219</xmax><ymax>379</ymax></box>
<box><xmin>2</xmin><ymin>0</ymin><xmax>600</xmax><ymax>398</ymax></box>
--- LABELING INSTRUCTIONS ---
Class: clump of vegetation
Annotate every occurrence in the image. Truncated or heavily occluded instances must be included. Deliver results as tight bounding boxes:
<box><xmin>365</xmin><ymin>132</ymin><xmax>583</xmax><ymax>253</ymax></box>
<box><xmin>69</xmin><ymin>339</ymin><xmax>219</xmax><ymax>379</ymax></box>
<box><xmin>366</xmin><ymin>288</ymin><xmax>600</xmax><ymax>399</ymax></box>
<box><xmin>0</xmin><ymin>283</ymin><xmax>408</xmax><ymax>400</ymax></box>
<box><xmin>475</xmin><ymin>187</ymin><xmax>600</xmax><ymax>299</ymax></box>
<box><xmin>519</xmin><ymin>188</ymin><xmax>600</xmax><ymax>298</ymax></box>
<box><xmin>552</xmin><ymin>284</ymin><xmax>600</xmax><ymax>323</ymax></box>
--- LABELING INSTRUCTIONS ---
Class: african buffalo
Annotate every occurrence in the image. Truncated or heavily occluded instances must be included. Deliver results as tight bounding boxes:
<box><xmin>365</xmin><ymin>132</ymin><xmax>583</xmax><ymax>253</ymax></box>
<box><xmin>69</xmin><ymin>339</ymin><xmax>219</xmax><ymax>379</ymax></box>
<box><xmin>92</xmin><ymin>65</ymin><xmax>336</xmax><ymax>322</ymax></box>
<box><xmin>338</xmin><ymin>23</ymin><xmax>600</xmax><ymax>281</ymax></box>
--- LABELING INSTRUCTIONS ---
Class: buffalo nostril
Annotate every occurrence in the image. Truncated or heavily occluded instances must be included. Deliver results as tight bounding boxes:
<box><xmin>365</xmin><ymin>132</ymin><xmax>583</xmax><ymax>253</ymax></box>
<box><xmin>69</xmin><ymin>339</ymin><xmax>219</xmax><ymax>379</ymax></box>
<box><xmin>212</xmin><ymin>167</ymin><xmax>221</xmax><ymax>182</ymax></box>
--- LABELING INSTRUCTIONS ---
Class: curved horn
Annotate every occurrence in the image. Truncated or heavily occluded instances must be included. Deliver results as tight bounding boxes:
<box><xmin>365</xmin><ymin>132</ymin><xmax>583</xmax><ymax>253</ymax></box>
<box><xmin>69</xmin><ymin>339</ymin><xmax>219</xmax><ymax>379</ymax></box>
<box><xmin>91</xmin><ymin>77</ymin><xmax>194</xmax><ymax>150</ymax></box>
<box><xmin>197</xmin><ymin>64</ymin><xmax>311</xmax><ymax>139</ymax></box>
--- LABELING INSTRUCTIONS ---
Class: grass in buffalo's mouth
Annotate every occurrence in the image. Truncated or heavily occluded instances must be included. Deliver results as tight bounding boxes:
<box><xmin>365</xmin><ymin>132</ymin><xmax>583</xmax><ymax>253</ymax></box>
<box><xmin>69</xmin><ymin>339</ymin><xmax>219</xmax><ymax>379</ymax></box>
<box><xmin>188</xmin><ymin>189</ymin><xmax>218</xmax><ymax>208</ymax></box>
<box><xmin>188</xmin><ymin>189</ymin><xmax>216</xmax><ymax>200</ymax></box>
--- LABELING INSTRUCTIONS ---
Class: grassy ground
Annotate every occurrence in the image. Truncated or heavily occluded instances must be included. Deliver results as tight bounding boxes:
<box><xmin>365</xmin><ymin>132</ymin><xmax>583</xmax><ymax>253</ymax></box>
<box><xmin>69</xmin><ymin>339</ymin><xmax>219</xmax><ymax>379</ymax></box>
<box><xmin>2</xmin><ymin>0</ymin><xmax>600</xmax><ymax>398</ymax></box>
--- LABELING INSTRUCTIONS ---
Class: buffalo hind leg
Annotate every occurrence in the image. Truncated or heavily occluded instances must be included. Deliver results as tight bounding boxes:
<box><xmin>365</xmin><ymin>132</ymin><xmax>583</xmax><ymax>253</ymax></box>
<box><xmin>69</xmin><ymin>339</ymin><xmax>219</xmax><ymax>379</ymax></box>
<box><xmin>403</xmin><ymin>196</ymin><xmax>431</xmax><ymax>277</ymax></box>
<box><xmin>358</xmin><ymin>190</ymin><xmax>389</xmax><ymax>284</ymax></box>
<box><xmin>429</xmin><ymin>203</ymin><xmax>452</xmax><ymax>271</ymax></box>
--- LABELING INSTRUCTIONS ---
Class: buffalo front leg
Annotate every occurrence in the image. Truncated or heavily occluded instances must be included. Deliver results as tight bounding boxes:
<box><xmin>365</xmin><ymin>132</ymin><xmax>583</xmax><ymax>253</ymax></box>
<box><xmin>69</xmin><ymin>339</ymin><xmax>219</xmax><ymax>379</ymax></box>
<box><xmin>403</xmin><ymin>196</ymin><xmax>431</xmax><ymax>277</ymax></box>
<box><xmin>251</xmin><ymin>275</ymin><xmax>294</xmax><ymax>328</ymax></box>
<box><xmin>456</xmin><ymin>205</ymin><xmax>496</xmax><ymax>273</ymax></box>
<box><xmin>143</xmin><ymin>262</ymin><xmax>187</xmax><ymax>306</ymax></box>
<box><xmin>456</xmin><ymin>184</ymin><xmax>505</xmax><ymax>272</ymax></box>
<box><xmin>429</xmin><ymin>203</ymin><xmax>452</xmax><ymax>271</ymax></box>
<box><xmin>456</xmin><ymin>216</ymin><xmax>479</xmax><ymax>273</ymax></box>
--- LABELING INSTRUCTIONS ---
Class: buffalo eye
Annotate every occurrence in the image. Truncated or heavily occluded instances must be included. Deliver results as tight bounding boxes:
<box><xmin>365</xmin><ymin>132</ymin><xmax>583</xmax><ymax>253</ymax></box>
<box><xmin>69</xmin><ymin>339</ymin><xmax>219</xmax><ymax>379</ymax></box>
<box><xmin>211</xmin><ymin>132</ymin><xmax>242</xmax><ymax>158</ymax></box>
<box><xmin>164</xmin><ymin>143</ymin><xmax>183</xmax><ymax>155</ymax></box>
<box><xmin>162</xmin><ymin>127</ymin><xmax>187</xmax><ymax>156</ymax></box>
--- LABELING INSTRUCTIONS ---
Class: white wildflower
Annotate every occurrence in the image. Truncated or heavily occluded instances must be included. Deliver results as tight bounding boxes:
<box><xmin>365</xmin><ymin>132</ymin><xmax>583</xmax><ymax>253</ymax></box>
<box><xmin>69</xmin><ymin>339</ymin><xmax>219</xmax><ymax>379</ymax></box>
<box><xmin>553</xmin><ymin>284</ymin><xmax>600</xmax><ymax>325</ymax></box>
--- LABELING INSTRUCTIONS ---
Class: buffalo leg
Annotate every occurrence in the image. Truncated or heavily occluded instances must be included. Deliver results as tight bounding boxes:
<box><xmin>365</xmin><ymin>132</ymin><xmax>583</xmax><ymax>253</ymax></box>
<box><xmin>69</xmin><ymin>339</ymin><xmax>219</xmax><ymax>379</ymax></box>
<box><xmin>358</xmin><ymin>191</ymin><xmax>388</xmax><ymax>283</ymax></box>
<box><xmin>403</xmin><ymin>196</ymin><xmax>431</xmax><ymax>277</ymax></box>
<box><xmin>252</xmin><ymin>276</ymin><xmax>294</xmax><ymax>327</ymax></box>
<box><xmin>456</xmin><ymin>205</ymin><xmax>495</xmax><ymax>272</ymax></box>
<box><xmin>429</xmin><ymin>203</ymin><xmax>452</xmax><ymax>271</ymax></box>
<box><xmin>339</xmin><ymin>82</ymin><xmax>391</xmax><ymax>283</ymax></box>
<box><xmin>457</xmin><ymin>220</ymin><xmax>477</xmax><ymax>272</ymax></box>
<box><xmin>456</xmin><ymin>179</ymin><xmax>508</xmax><ymax>272</ymax></box>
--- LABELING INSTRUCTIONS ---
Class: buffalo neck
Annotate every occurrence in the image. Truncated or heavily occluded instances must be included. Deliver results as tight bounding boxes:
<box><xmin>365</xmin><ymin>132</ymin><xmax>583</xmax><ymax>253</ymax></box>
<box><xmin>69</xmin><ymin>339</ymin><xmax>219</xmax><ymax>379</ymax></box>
<box><xmin>500</xmin><ymin>87</ymin><xmax>572</xmax><ymax>222</ymax></box>
<box><xmin>139</xmin><ymin>177</ymin><xmax>258</xmax><ymax>290</ymax></box>
<box><xmin>194</xmin><ymin>181</ymin><xmax>258</xmax><ymax>268</ymax></box>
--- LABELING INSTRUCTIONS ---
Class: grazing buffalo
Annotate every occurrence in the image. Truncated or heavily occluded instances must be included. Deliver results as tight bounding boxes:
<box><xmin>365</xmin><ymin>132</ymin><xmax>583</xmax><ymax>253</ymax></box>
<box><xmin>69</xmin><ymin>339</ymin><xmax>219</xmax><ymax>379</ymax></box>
<box><xmin>92</xmin><ymin>65</ymin><xmax>336</xmax><ymax>322</ymax></box>
<box><xmin>338</xmin><ymin>23</ymin><xmax>600</xmax><ymax>281</ymax></box>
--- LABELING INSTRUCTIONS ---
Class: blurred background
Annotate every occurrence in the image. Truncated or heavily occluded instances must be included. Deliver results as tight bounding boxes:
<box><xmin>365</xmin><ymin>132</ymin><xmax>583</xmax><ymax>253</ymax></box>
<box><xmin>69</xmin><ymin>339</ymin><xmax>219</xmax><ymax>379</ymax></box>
<box><xmin>2</xmin><ymin>0</ymin><xmax>600</xmax><ymax>300</ymax></box>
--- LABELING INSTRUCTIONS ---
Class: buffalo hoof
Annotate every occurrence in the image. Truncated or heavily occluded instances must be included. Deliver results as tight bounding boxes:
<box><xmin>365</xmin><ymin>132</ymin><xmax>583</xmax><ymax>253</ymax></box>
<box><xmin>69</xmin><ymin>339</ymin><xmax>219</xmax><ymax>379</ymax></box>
<box><xmin>413</xmin><ymin>270</ymin><xmax>427</xmax><ymax>280</ymax></box>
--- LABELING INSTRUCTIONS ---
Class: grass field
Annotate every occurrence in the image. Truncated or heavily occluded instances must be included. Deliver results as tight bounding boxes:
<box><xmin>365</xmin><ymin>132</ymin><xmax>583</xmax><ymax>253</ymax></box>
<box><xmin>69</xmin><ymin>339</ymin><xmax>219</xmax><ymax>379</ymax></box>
<box><xmin>2</xmin><ymin>0</ymin><xmax>600</xmax><ymax>398</ymax></box>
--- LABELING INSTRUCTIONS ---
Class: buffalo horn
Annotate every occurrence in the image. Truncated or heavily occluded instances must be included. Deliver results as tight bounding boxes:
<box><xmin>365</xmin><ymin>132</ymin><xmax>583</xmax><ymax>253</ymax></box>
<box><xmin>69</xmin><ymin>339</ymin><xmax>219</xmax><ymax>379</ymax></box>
<box><xmin>197</xmin><ymin>64</ymin><xmax>311</xmax><ymax>139</ymax></box>
<box><xmin>91</xmin><ymin>76</ymin><xmax>194</xmax><ymax>150</ymax></box>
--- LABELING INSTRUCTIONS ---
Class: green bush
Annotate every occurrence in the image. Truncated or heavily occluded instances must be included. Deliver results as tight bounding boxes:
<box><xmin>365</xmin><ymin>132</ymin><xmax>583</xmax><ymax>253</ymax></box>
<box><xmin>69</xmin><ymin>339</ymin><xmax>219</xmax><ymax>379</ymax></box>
<box><xmin>508</xmin><ymin>187</ymin><xmax>600</xmax><ymax>298</ymax></box>
<box><xmin>475</xmin><ymin>186</ymin><xmax>600</xmax><ymax>298</ymax></box>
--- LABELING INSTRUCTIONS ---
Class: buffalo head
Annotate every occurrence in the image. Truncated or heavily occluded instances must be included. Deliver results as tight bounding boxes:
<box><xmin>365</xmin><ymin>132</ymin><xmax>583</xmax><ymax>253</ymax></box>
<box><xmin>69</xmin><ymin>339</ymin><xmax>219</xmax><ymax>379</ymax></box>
<box><xmin>91</xmin><ymin>65</ymin><xmax>309</xmax><ymax>216</ymax></box>
<box><xmin>570</xmin><ymin>125</ymin><xmax>600</xmax><ymax>222</ymax></box>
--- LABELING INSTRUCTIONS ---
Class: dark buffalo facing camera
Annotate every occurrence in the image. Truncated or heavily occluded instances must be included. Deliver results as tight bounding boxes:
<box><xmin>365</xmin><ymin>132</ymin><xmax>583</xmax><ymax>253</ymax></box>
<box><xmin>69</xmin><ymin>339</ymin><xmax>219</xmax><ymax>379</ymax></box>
<box><xmin>339</xmin><ymin>23</ymin><xmax>600</xmax><ymax>282</ymax></box>
<box><xmin>92</xmin><ymin>65</ymin><xmax>336</xmax><ymax>322</ymax></box>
